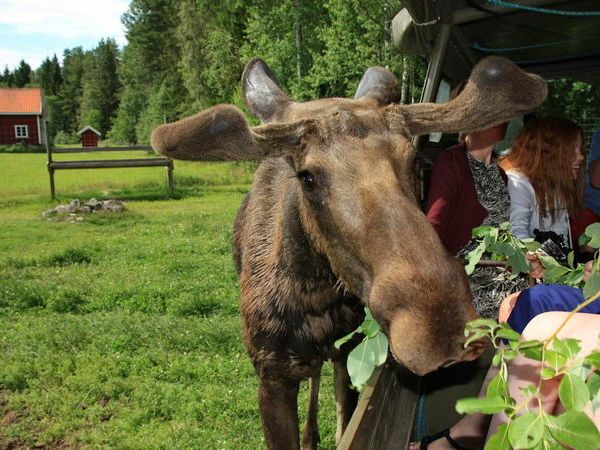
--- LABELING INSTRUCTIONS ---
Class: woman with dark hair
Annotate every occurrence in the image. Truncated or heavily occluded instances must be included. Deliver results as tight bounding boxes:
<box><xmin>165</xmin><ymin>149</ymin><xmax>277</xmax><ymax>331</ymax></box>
<box><xmin>425</xmin><ymin>80</ymin><xmax>524</xmax><ymax>318</ymax></box>
<box><xmin>500</xmin><ymin>116</ymin><xmax>586</xmax><ymax>251</ymax></box>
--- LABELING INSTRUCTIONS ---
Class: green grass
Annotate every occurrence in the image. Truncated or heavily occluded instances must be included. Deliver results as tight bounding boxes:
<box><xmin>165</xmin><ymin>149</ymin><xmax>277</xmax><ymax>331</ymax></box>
<box><xmin>0</xmin><ymin>153</ymin><xmax>338</xmax><ymax>449</ymax></box>
<box><xmin>0</xmin><ymin>152</ymin><xmax>255</xmax><ymax>200</ymax></box>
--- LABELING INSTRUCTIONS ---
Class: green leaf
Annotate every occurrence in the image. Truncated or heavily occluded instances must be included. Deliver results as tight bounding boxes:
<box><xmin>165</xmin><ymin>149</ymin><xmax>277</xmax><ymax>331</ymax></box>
<box><xmin>583</xmin><ymin>271</ymin><xmax>600</xmax><ymax>298</ymax></box>
<box><xmin>543</xmin><ymin>265</ymin><xmax>571</xmax><ymax>283</ymax></box>
<box><xmin>559</xmin><ymin>373</ymin><xmax>590</xmax><ymax>411</ymax></box>
<box><xmin>592</xmin><ymin>392</ymin><xmax>600</xmax><ymax>414</ymax></box>
<box><xmin>579</xmin><ymin>232</ymin><xmax>591</xmax><ymax>246</ymax></box>
<box><xmin>465</xmin><ymin>241</ymin><xmax>486</xmax><ymax>275</ymax></box>
<box><xmin>334</xmin><ymin>329</ymin><xmax>359</xmax><ymax>349</ymax></box>
<box><xmin>564</xmin><ymin>268</ymin><xmax>584</xmax><ymax>287</ymax></box>
<box><xmin>486</xmin><ymin>373</ymin><xmax>508</xmax><ymax>399</ymax></box>
<box><xmin>495</xmin><ymin>326</ymin><xmax>520</xmax><ymax>342</ymax></box>
<box><xmin>567</xmin><ymin>251</ymin><xmax>575</xmax><ymax>269</ymax></box>
<box><xmin>545</xmin><ymin>349</ymin><xmax>568</xmax><ymax>371</ymax></box>
<box><xmin>524</xmin><ymin>241</ymin><xmax>541</xmax><ymax>252</ymax></box>
<box><xmin>472</xmin><ymin>225</ymin><xmax>493</xmax><ymax>237</ymax></box>
<box><xmin>364</xmin><ymin>332</ymin><xmax>388</xmax><ymax>366</ymax></box>
<box><xmin>466</xmin><ymin>318</ymin><xmax>499</xmax><ymax>330</ymax></box>
<box><xmin>360</xmin><ymin>318</ymin><xmax>381</xmax><ymax>338</ymax></box>
<box><xmin>588</xmin><ymin>371</ymin><xmax>600</xmax><ymax>398</ymax></box>
<box><xmin>568</xmin><ymin>360</ymin><xmax>590</xmax><ymax>379</ymax></box>
<box><xmin>492</xmin><ymin>352</ymin><xmax>503</xmax><ymax>367</ymax></box>
<box><xmin>508</xmin><ymin>411</ymin><xmax>544</xmax><ymax>449</ymax></box>
<box><xmin>490</xmin><ymin>242</ymin><xmax>516</xmax><ymax>257</ymax></box>
<box><xmin>484</xmin><ymin>423</ymin><xmax>511</xmax><ymax>450</ymax></box>
<box><xmin>464</xmin><ymin>329</ymin><xmax>487</xmax><ymax>348</ymax></box>
<box><xmin>455</xmin><ymin>396</ymin><xmax>512</xmax><ymax>415</ymax></box>
<box><xmin>347</xmin><ymin>340</ymin><xmax>375</xmax><ymax>389</ymax></box>
<box><xmin>537</xmin><ymin>254</ymin><xmax>560</xmax><ymax>268</ymax></box>
<box><xmin>585</xmin><ymin>350</ymin><xmax>600</xmax><ymax>369</ymax></box>
<box><xmin>540</xmin><ymin>367</ymin><xmax>557</xmax><ymax>380</ymax></box>
<box><xmin>499</xmin><ymin>221</ymin><xmax>510</xmax><ymax>231</ymax></box>
<box><xmin>518</xmin><ymin>340</ymin><xmax>544</xmax><ymax>361</ymax></box>
<box><xmin>585</xmin><ymin>222</ymin><xmax>600</xmax><ymax>248</ymax></box>
<box><xmin>519</xmin><ymin>384</ymin><xmax>538</xmax><ymax>399</ymax></box>
<box><xmin>552</xmin><ymin>338</ymin><xmax>581</xmax><ymax>360</ymax></box>
<box><xmin>546</xmin><ymin>411</ymin><xmax>600</xmax><ymax>450</ymax></box>
<box><xmin>507</xmin><ymin>252</ymin><xmax>529</xmax><ymax>274</ymax></box>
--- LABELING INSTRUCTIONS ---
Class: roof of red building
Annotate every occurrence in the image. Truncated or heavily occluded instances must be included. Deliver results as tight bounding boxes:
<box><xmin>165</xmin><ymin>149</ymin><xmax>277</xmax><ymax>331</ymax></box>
<box><xmin>77</xmin><ymin>125</ymin><xmax>101</xmax><ymax>136</ymax></box>
<box><xmin>0</xmin><ymin>88</ymin><xmax>43</xmax><ymax>114</ymax></box>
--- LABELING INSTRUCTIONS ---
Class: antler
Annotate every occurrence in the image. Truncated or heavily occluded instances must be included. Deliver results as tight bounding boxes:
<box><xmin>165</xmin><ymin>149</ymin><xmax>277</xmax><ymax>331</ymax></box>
<box><xmin>390</xmin><ymin>56</ymin><xmax>547</xmax><ymax>136</ymax></box>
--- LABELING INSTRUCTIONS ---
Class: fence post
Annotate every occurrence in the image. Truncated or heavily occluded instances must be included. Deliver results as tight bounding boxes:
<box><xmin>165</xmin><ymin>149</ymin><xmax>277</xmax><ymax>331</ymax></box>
<box><xmin>167</xmin><ymin>160</ymin><xmax>174</xmax><ymax>194</ymax></box>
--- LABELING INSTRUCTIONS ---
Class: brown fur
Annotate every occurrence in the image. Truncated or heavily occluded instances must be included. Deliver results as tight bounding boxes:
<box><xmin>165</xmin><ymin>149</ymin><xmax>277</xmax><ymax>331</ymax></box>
<box><xmin>151</xmin><ymin>56</ymin><xmax>546</xmax><ymax>450</ymax></box>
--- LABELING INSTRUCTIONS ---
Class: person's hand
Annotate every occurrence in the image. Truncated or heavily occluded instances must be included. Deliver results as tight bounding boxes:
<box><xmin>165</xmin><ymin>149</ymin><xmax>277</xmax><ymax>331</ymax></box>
<box><xmin>583</xmin><ymin>260</ymin><xmax>594</xmax><ymax>282</ymax></box>
<box><xmin>526</xmin><ymin>252</ymin><xmax>544</xmax><ymax>279</ymax></box>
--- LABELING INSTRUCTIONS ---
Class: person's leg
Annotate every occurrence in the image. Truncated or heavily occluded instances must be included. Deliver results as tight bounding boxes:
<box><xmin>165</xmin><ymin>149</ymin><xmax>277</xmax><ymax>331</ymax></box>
<box><xmin>408</xmin><ymin>365</ymin><xmax>499</xmax><ymax>450</ymax></box>
<box><xmin>487</xmin><ymin>312</ymin><xmax>600</xmax><ymax>439</ymax></box>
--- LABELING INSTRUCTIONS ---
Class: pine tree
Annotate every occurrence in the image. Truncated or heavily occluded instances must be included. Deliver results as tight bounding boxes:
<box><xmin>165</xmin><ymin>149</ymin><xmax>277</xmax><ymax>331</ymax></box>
<box><xmin>110</xmin><ymin>0</ymin><xmax>182</xmax><ymax>143</ymax></box>
<box><xmin>13</xmin><ymin>60</ymin><xmax>32</xmax><ymax>87</ymax></box>
<box><xmin>38</xmin><ymin>57</ymin><xmax>56</xmax><ymax>95</ymax></box>
<box><xmin>57</xmin><ymin>47</ymin><xmax>87</xmax><ymax>134</ymax></box>
<box><xmin>177</xmin><ymin>0</ymin><xmax>245</xmax><ymax>111</ymax></box>
<box><xmin>79</xmin><ymin>38</ymin><xmax>121</xmax><ymax>135</ymax></box>
<box><xmin>241</xmin><ymin>0</ymin><xmax>325</xmax><ymax>100</ymax></box>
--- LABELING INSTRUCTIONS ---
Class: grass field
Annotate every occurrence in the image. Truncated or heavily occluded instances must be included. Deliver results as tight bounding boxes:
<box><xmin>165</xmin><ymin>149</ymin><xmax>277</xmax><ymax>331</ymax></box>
<box><xmin>0</xmin><ymin>153</ymin><xmax>338</xmax><ymax>449</ymax></box>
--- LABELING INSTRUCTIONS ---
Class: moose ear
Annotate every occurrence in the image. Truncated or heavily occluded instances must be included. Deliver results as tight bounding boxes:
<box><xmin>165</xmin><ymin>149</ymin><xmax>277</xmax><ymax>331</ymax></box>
<box><xmin>242</xmin><ymin>58</ymin><xmax>291</xmax><ymax>123</ymax></box>
<box><xmin>151</xmin><ymin>104</ymin><xmax>312</xmax><ymax>161</ymax></box>
<box><xmin>354</xmin><ymin>66</ymin><xmax>400</xmax><ymax>105</ymax></box>
<box><xmin>389</xmin><ymin>56</ymin><xmax>547</xmax><ymax>136</ymax></box>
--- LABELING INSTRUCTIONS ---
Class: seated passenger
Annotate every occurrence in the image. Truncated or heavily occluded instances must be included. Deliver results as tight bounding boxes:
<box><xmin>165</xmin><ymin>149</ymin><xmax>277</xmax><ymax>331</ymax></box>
<box><xmin>425</xmin><ymin>86</ymin><xmax>527</xmax><ymax>318</ymax></box>
<box><xmin>499</xmin><ymin>117</ymin><xmax>586</xmax><ymax>255</ymax></box>
<box><xmin>410</xmin><ymin>267</ymin><xmax>600</xmax><ymax>450</ymax></box>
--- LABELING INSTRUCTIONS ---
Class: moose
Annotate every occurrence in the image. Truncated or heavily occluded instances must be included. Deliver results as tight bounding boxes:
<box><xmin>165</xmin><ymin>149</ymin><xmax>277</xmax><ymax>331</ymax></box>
<box><xmin>151</xmin><ymin>56</ymin><xmax>546</xmax><ymax>449</ymax></box>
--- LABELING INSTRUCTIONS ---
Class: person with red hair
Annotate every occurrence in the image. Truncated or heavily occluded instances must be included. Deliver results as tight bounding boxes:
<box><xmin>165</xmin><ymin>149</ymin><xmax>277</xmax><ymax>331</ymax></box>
<box><xmin>499</xmin><ymin>117</ymin><xmax>586</xmax><ymax>252</ymax></box>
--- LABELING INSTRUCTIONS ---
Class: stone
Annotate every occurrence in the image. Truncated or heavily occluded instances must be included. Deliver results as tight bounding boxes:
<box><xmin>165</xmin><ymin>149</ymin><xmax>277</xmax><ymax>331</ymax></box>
<box><xmin>102</xmin><ymin>200</ymin><xmax>125</xmax><ymax>212</ymax></box>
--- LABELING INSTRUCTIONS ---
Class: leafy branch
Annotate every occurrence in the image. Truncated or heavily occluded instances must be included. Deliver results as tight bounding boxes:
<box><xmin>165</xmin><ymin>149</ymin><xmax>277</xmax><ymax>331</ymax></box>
<box><xmin>456</xmin><ymin>223</ymin><xmax>600</xmax><ymax>450</ymax></box>
<box><xmin>339</xmin><ymin>223</ymin><xmax>600</xmax><ymax>403</ymax></box>
<box><xmin>334</xmin><ymin>307</ymin><xmax>388</xmax><ymax>390</ymax></box>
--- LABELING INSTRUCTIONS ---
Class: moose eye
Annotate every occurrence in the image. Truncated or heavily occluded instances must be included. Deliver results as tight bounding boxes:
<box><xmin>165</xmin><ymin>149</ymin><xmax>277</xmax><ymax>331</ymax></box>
<box><xmin>297</xmin><ymin>170</ymin><xmax>317</xmax><ymax>191</ymax></box>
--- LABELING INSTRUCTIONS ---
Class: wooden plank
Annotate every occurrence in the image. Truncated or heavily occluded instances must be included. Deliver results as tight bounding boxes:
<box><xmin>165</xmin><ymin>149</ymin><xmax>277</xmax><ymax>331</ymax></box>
<box><xmin>339</xmin><ymin>362</ymin><xmax>421</xmax><ymax>450</ymax></box>
<box><xmin>49</xmin><ymin>158</ymin><xmax>172</xmax><ymax>170</ymax></box>
<box><xmin>338</xmin><ymin>365</ymin><xmax>384</xmax><ymax>450</ymax></box>
<box><xmin>51</xmin><ymin>146</ymin><xmax>153</xmax><ymax>153</ymax></box>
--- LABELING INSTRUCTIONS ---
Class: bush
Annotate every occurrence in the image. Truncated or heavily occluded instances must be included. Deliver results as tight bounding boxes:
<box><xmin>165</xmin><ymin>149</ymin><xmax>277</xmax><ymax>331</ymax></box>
<box><xmin>53</xmin><ymin>130</ymin><xmax>79</xmax><ymax>145</ymax></box>
<box><xmin>0</xmin><ymin>143</ymin><xmax>45</xmax><ymax>153</ymax></box>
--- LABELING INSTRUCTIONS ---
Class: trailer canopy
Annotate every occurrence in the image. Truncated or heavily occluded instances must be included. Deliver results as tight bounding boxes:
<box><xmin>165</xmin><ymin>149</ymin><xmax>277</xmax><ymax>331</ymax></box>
<box><xmin>392</xmin><ymin>0</ymin><xmax>600</xmax><ymax>86</ymax></box>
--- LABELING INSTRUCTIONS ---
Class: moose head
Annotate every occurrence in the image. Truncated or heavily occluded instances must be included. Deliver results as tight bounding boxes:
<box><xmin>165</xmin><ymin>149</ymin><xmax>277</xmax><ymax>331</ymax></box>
<box><xmin>151</xmin><ymin>56</ymin><xmax>546</xmax><ymax>375</ymax></box>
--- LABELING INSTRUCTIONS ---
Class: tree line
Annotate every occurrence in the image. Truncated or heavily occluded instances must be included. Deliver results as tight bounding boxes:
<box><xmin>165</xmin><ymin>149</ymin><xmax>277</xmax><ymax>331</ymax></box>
<box><xmin>1</xmin><ymin>0</ymin><xmax>599</xmax><ymax>146</ymax></box>
<box><xmin>0</xmin><ymin>0</ymin><xmax>424</xmax><ymax>145</ymax></box>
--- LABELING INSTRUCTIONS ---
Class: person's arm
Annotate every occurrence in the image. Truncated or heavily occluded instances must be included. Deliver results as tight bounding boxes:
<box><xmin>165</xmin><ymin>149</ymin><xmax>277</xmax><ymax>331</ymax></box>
<box><xmin>506</xmin><ymin>174</ymin><xmax>534</xmax><ymax>239</ymax></box>
<box><xmin>425</xmin><ymin>153</ymin><xmax>459</xmax><ymax>246</ymax></box>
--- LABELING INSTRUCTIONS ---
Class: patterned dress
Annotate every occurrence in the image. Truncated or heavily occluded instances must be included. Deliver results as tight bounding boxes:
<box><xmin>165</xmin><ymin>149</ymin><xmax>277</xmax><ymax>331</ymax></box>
<box><xmin>457</xmin><ymin>154</ymin><xmax>529</xmax><ymax>318</ymax></box>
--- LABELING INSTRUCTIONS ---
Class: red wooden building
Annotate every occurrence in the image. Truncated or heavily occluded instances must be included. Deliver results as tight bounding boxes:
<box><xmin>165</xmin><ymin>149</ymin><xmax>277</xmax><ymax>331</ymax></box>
<box><xmin>0</xmin><ymin>88</ymin><xmax>46</xmax><ymax>146</ymax></box>
<box><xmin>77</xmin><ymin>126</ymin><xmax>101</xmax><ymax>147</ymax></box>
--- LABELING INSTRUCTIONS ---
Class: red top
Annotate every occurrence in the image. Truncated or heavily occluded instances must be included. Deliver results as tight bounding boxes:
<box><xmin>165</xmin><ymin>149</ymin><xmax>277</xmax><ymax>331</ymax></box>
<box><xmin>425</xmin><ymin>143</ymin><xmax>507</xmax><ymax>255</ymax></box>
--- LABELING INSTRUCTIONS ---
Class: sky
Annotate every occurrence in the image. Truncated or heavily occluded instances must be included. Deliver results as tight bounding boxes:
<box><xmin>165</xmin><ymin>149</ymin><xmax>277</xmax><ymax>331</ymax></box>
<box><xmin>0</xmin><ymin>0</ymin><xmax>130</xmax><ymax>71</ymax></box>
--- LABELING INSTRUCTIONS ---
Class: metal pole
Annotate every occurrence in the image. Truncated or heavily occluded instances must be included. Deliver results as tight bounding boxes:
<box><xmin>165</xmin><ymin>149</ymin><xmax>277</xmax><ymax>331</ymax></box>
<box><xmin>413</xmin><ymin>22</ymin><xmax>453</xmax><ymax>202</ymax></box>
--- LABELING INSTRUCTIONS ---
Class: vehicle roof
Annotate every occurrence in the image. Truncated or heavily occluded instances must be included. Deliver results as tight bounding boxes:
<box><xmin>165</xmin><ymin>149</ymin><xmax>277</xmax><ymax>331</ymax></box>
<box><xmin>392</xmin><ymin>0</ymin><xmax>600</xmax><ymax>85</ymax></box>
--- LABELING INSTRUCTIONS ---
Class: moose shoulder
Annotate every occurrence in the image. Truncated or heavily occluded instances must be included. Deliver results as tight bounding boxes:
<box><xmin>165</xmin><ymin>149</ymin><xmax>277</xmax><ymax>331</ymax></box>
<box><xmin>151</xmin><ymin>56</ymin><xmax>546</xmax><ymax>450</ymax></box>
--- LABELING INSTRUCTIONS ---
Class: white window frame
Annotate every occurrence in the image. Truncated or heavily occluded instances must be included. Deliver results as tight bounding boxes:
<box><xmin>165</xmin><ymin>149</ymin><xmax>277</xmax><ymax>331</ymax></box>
<box><xmin>15</xmin><ymin>125</ymin><xmax>29</xmax><ymax>139</ymax></box>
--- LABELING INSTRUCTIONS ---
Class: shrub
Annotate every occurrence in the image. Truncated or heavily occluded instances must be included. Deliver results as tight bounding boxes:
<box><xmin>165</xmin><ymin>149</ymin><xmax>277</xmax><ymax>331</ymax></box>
<box><xmin>0</xmin><ymin>143</ymin><xmax>45</xmax><ymax>153</ymax></box>
<box><xmin>53</xmin><ymin>131</ymin><xmax>79</xmax><ymax>145</ymax></box>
